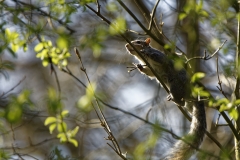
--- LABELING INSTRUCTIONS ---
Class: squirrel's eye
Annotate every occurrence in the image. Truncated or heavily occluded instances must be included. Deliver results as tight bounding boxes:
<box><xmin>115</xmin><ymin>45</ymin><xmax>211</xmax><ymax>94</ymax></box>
<box><xmin>136</xmin><ymin>41</ymin><xmax>141</xmax><ymax>44</ymax></box>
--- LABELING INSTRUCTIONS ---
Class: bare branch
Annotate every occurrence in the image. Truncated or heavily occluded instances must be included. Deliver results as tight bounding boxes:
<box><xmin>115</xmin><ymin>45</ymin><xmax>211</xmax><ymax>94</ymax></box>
<box><xmin>185</xmin><ymin>40</ymin><xmax>227</xmax><ymax>64</ymax></box>
<box><xmin>148</xmin><ymin>0</ymin><xmax>161</xmax><ymax>31</ymax></box>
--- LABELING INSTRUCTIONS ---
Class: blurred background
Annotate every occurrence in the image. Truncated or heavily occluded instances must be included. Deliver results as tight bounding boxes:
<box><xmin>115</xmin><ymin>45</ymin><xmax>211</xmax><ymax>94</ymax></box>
<box><xmin>0</xmin><ymin>0</ymin><xmax>238</xmax><ymax>159</ymax></box>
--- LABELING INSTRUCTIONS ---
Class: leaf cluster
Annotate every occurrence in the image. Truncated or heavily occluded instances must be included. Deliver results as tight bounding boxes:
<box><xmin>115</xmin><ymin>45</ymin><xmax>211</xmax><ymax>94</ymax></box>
<box><xmin>45</xmin><ymin>109</ymin><xmax>79</xmax><ymax>147</ymax></box>
<box><xmin>35</xmin><ymin>39</ymin><xmax>71</xmax><ymax>67</ymax></box>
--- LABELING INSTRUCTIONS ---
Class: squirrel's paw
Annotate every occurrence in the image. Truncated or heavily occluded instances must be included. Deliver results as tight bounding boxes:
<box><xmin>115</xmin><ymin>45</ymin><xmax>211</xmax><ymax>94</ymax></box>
<box><xmin>136</xmin><ymin>64</ymin><xmax>144</xmax><ymax>71</ymax></box>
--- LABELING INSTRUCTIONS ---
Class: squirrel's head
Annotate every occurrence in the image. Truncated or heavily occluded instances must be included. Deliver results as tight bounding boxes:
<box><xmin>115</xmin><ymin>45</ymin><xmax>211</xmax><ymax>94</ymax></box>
<box><xmin>125</xmin><ymin>38</ymin><xmax>151</xmax><ymax>56</ymax></box>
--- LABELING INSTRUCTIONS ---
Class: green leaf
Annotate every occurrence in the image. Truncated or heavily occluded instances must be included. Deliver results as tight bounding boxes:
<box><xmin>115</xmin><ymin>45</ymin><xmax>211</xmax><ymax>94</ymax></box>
<box><xmin>208</xmin><ymin>99</ymin><xmax>214</xmax><ymax>107</ymax></box>
<box><xmin>59</xmin><ymin>0</ymin><xmax>65</xmax><ymax>5</ymax></box>
<box><xmin>174</xmin><ymin>59</ymin><xmax>184</xmax><ymax>71</ymax></box>
<box><xmin>47</xmin><ymin>87</ymin><xmax>63</xmax><ymax>114</ymax></box>
<box><xmin>57</xmin><ymin>133</ymin><xmax>67</xmax><ymax>142</ymax></box>
<box><xmin>42</xmin><ymin>60</ymin><xmax>49</xmax><ymax>67</ymax></box>
<box><xmin>109</xmin><ymin>16</ymin><xmax>126</xmax><ymax>35</ymax></box>
<box><xmin>235</xmin><ymin>99</ymin><xmax>240</xmax><ymax>105</ymax></box>
<box><xmin>219</xmin><ymin>103</ymin><xmax>230</xmax><ymax>112</ymax></box>
<box><xmin>61</xmin><ymin>59</ymin><xmax>68</xmax><ymax>66</ymax></box>
<box><xmin>106</xmin><ymin>2</ymin><xmax>118</xmax><ymax>12</ymax></box>
<box><xmin>192</xmin><ymin>86</ymin><xmax>203</xmax><ymax>98</ymax></box>
<box><xmin>47</xmin><ymin>40</ymin><xmax>52</xmax><ymax>47</ymax></box>
<box><xmin>11</xmin><ymin>44</ymin><xmax>19</xmax><ymax>52</ymax></box>
<box><xmin>216</xmin><ymin>98</ymin><xmax>229</xmax><ymax>106</ymax></box>
<box><xmin>5</xmin><ymin>28</ymin><xmax>19</xmax><ymax>41</ymax></box>
<box><xmin>179</xmin><ymin>13</ymin><xmax>187</xmax><ymax>20</ymax></box>
<box><xmin>229</xmin><ymin>108</ymin><xmax>239</xmax><ymax>120</ymax></box>
<box><xmin>86</xmin><ymin>83</ymin><xmax>95</xmax><ymax>97</ymax></box>
<box><xmin>92</xmin><ymin>43</ymin><xmax>102</xmax><ymax>58</ymax></box>
<box><xmin>57</xmin><ymin>122</ymin><xmax>67</xmax><ymax>132</ymax></box>
<box><xmin>79</xmin><ymin>0</ymin><xmax>96</xmax><ymax>6</ymax></box>
<box><xmin>34</xmin><ymin>43</ymin><xmax>44</xmax><ymax>52</ymax></box>
<box><xmin>199</xmin><ymin>10</ymin><xmax>209</xmax><ymax>17</ymax></box>
<box><xmin>191</xmin><ymin>72</ymin><xmax>205</xmax><ymax>83</ymax></box>
<box><xmin>219</xmin><ymin>104</ymin><xmax>229</xmax><ymax>112</ymax></box>
<box><xmin>5</xmin><ymin>103</ymin><xmax>22</xmax><ymax>123</ymax></box>
<box><xmin>57</xmin><ymin>37</ymin><xmax>68</xmax><ymax>49</ymax></box>
<box><xmin>164</xmin><ymin>44</ymin><xmax>171</xmax><ymax>50</ymax></box>
<box><xmin>61</xmin><ymin>110</ymin><xmax>69</xmax><ymax>117</ymax></box>
<box><xmin>77</xmin><ymin>95</ymin><xmax>92</xmax><ymax>112</ymax></box>
<box><xmin>71</xmin><ymin>126</ymin><xmax>79</xmax><ymax>136</ymax></box>
<box><xmin>49</xmin><ymin>123</ymin><xmax>57</xmax><ymax>134</ymax></box>
<box><xmin>199</xmin><ymin>90</ymin><xmax>210</xmax><ymax>97</ymax></box>
<box><xmin>69</xmin><ymin>138</ymin><xmax>78</xmax><ymax>147</ymax></box>
<box><xmin>44</xmin><ymin>117</ymin><xmax>57</xmax><ymax>125</ymax></box>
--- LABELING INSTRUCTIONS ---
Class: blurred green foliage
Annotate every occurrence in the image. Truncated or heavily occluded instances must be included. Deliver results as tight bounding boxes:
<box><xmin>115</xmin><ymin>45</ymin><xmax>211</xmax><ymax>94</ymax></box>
<box><xmin>35</xmin><ymin>39</ymin><xmax>71</xmax><ymax>68</ymax></box>
<box><xmin>79</xmin><ymin>0</ymin><xmax>96</xmax><ymax>6</ymax></box>
<box><xmin>44</xmin><ymin>88</ymin><xmax>79</xmax><ymax>147</ymax></box>
<box><xmin>179</xmin><ymin>0</ymin><xmax>208</xmax><ymax>21</ymax></box>
<box><xmin>0</xmin><ymin>150</ymin><xmax>9</xmax><ymax>160</ymax></box>
<box><xmin>208</xmin><ymin>97</ymin><xmax>240</xmax><ymax>120</ymax></box>
<box><xmin>43</xmin><ymin>0</ymin><xmax>77</xmax><ymax>23</ymax></box>
<box><xmin>80</xmin><ymin>25</ymin><xmax>108</xmax><ymax>58</ymax></box>
<box><xmin>4</xmin><ymin>90</ymin><xmax>33</xmax><ymax>123</ymax></box>
<box><xmin>47</xmin><ymin>88</ymin><xmax>63</xmax><ymax>114</ymax></box>
<box><xmin>191</xmin><ymin>72</ymin><xmax>205</xmax><ymax>83</ymax></box>
<box><xmin>109</xmin><ymin>16</ymin><xmax>126</xmax><ymax>35</ymax></box>
<box><xmin>3</xmin><ymin>28</ymin><xmax>27</xmax><ymax>56</ymax></box>
<box><xmin>133</xmin><ymin>121</ymin><xmax>161</xmax><ymax>159</ymax></box>
<box><xmin>191</xmin><ymin>72</ymin><xmax>210</xmax><ymax>98</ymax></box>
<box><xmin>77</xmin><ymin>83</ymin><xmax>96</xmax><ymax>112</ymax></box>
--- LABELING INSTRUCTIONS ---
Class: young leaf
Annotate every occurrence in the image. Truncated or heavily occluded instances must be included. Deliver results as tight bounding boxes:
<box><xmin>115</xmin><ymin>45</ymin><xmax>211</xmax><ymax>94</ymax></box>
<box><xmin>34</xmin><ymin>43</ymin><xmax>44</xmax><ymax>52</ymax></box>
<box><xmin>69</xmin><ymin>138</ymin><xmax>78</xmax><ymax>147</ymax></box>
<box><xmin>44</xmin><ymin>117</ymin><xmax>57</xmax><ymax>126</ymax></box>
<box><xmin>61</xmin><ymin>110</ymin><xmax>69</xmax><ymax>118</ymax></box>
<box><xmin>109</xmin><ymin>16</ymin><xmax>126</xmax><ymax>35</ymax></box>
<box><xmin>229</xmin><ymin>108</ymin><xmax>239</xmax><ymax>120</ymax></box>
<box><xmin>71</xmin><ymin>126</ymin><xmax>79</xmax><ymax>136</ymax></box>
<box><xmin>49</xmin><ymin>123</ymin><xmax>57</xmax><ymax>134</ymax></box>
<box><xmin>234</xmin><ymin>99</ymin><xmax>240</xmax><ymax>105</ymax></box>
<box><xmin>57</xmin><ymin>133</ymin><xmax>67</xmax><ymax>142</ymax></box>
<box><xmin>191</xmin><ymin>72</ymin><xmax>205</xmax><ymax>83</ymax></box>
<box><xmin>57</xmin><ymin>122</ymin><xmax>67</xmax><ymax>132</ymax></box>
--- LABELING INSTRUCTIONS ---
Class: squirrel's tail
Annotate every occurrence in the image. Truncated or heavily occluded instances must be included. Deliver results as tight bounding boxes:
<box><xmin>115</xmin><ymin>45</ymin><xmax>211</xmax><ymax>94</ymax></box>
<box><xmin>164</xmin><ymin>101</ymin><xmax>206</xmax><ymax>160</ymax></box>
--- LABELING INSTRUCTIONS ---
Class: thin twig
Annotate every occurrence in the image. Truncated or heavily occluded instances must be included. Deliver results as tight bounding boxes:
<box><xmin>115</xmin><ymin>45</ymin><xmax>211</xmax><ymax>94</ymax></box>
<box><xmin>216</xmin><ymin>55</ymin><xmax>228</xmax><ymax>98</ymax></box>
<box><xmin>185</xmin><ymin>40</ymin><xmax>227</xmax><ymax>64</ymax></box>
<box><xmin>51</xmin><ymin>65</ymin><xmax>61</xmax><ymax>98</ymax></box>
<box><xmin>0</xmin><ymin>76</ymin><xmax>26</xmax><ymax>98</ymax></box>
<box><xmin>148</xmin><ymin>0</ymin><xmax>161</xmax><ymax>31</ymax></box>
<box><xmin>61</xmin><ymin>67</ymin><xmax>86</xmax><ymax>88</ymax></box>
<box><xmin>11</xmin><ymin>0</ymin><xmax>75</xmax><ymax>34</ymax></box>
<box><xmin>74</xmin><ymin>48</ymin><xmax>126</xmax><ymax>159</ymax></box>
<box><xmin>116</xmin><ymin>0</ymin><xmax>166</xmax><ymax>48</ymax></box>
<box><xmin>215</xmin><ymin>113</ymin><xmax>221</xmax><ymax>127</ymax></box>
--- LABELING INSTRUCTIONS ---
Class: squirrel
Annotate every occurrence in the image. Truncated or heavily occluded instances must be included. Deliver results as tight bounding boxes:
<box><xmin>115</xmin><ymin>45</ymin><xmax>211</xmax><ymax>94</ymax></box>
<box><xmin>125</xmin><ymin>38</ymin><xmax>206</xmax><ymax>160</ymax></box>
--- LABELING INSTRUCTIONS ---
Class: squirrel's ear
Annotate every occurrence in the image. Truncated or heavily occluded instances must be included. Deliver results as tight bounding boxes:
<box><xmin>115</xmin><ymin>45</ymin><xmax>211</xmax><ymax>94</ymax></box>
<box><xmin>145</xmin><ymin>38</ymin><xmax>151</xmax><ymax>45</ymax></box>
